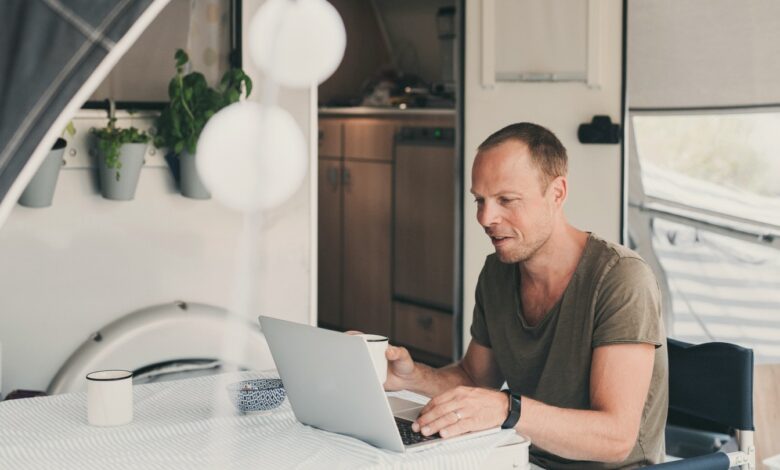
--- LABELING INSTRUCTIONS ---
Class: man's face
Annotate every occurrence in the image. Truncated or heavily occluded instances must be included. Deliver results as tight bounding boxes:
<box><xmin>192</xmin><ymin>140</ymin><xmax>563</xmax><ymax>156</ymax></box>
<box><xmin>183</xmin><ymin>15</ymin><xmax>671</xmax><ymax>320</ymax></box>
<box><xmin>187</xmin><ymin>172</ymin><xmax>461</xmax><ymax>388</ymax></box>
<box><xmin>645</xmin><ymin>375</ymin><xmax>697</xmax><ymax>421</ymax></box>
<box><xmin>470</xmin><ymin>140</ymin><xmax>560</xmax><ymax>264</ymax></box>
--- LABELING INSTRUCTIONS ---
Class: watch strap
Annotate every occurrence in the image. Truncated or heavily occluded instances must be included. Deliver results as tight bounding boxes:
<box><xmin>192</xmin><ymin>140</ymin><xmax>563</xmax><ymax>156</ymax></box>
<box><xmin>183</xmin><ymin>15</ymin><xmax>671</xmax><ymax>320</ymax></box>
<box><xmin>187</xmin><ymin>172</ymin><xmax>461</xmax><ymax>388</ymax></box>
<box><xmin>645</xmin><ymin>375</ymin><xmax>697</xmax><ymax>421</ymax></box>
<box><xmin>500</xmin><ymin>389</ymin><xmax>521</xmax><ymax>429</ymax></box>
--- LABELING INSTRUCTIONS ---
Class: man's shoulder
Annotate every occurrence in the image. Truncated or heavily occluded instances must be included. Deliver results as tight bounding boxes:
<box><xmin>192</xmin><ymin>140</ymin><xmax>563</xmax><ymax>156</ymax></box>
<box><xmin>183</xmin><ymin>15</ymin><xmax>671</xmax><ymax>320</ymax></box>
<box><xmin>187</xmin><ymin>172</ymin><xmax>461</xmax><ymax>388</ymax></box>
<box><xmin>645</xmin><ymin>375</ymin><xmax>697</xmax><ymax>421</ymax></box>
<box><xmin>587</xmin><ymin>232</ymin><xmax>646</xmax><ymax>265</ymax></box>
<box><xmin>587</xmin><ymin>233</ymin><xmax>658</xmax><ymax>288</ymax></box>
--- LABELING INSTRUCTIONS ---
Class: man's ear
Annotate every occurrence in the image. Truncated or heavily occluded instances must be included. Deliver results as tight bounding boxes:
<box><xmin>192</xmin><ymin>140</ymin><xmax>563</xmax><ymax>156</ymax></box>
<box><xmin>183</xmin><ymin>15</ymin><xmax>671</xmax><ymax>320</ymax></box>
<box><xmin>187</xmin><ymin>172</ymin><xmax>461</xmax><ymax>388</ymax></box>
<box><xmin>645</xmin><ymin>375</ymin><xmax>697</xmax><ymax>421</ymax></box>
<box><xmin>549</xmin><ymin>176</ymin><xmax>567</xmax><ymax>206</ymax></box>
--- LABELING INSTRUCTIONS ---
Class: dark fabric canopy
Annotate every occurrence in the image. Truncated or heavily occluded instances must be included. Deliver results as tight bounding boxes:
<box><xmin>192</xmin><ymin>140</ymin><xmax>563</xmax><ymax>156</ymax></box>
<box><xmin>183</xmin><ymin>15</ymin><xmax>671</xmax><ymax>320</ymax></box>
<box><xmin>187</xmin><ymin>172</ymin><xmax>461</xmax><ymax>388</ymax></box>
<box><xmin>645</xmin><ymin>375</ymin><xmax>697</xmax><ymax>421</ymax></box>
<box><xmin>0</xmin><ymin>0</ymin><xmax>157</xmax><ymax>211</ymax></box>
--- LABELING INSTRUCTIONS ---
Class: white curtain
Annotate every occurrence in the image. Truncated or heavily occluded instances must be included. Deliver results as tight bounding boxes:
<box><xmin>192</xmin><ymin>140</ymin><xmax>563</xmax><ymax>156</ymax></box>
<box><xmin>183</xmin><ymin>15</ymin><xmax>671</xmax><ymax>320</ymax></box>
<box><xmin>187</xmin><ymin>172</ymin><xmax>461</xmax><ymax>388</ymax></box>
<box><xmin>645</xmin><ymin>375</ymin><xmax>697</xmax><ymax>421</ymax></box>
<box><xmin>628</xmin><ymin>0</ymin><xmax>780</xmax><ymax>108</ymax></box>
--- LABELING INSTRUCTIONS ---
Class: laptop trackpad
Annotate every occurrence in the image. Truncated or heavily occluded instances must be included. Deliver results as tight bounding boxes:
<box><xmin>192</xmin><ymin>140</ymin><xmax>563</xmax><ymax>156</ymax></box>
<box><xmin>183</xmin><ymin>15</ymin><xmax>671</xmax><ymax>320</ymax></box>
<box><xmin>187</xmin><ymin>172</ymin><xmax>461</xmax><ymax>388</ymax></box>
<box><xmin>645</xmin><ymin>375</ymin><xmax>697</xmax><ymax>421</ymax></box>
<box><xmin>388</xmin><ymin>397</ymin><xmax>424</xmax><ymax>421</ymax></box>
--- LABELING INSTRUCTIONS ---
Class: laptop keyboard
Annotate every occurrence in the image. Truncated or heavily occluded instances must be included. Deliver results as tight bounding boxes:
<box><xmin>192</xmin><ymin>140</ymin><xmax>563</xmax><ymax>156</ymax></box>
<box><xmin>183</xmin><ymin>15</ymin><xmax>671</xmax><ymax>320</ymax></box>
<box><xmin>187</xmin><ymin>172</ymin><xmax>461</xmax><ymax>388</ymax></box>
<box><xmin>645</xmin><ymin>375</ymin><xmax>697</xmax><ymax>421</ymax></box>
<box><xmin>395</xmin><ymin>417</ymin><xmax>441</xmax><ymax>445</ymax></box>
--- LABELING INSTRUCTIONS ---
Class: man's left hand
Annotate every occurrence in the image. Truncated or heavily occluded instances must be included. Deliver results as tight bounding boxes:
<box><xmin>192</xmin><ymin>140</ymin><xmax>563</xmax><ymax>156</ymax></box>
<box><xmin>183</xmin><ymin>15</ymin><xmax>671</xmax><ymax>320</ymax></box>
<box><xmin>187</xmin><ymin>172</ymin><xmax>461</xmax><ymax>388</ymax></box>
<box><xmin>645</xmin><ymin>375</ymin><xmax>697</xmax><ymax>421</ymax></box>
<box><xmin>412</xmin><ymin>386</ymin><xmax>509</xmax><ymax>438</ymax></box>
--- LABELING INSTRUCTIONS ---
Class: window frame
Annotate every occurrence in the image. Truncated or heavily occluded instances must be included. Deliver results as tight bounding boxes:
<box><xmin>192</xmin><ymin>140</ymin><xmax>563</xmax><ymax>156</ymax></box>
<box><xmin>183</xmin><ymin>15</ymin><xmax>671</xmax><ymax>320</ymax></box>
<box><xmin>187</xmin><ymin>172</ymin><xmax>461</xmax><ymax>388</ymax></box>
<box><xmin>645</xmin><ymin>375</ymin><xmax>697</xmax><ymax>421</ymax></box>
<box><xmin>82</xmin><ymin>0</ymin><xmax>243</xmax><ymax>112</ymax></box>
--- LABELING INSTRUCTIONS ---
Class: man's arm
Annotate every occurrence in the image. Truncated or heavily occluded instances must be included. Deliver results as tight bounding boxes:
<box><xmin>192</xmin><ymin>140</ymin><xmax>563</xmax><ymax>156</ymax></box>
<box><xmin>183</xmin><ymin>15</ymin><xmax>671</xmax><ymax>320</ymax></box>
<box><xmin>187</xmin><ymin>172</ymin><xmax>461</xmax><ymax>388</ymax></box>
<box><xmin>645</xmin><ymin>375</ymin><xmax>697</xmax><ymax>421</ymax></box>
<box><xmin>415</xmin><ymin>342</ymin><xmax>656</xmax><ymax>463</ymax></box>
<box><xmin>384</xmin><ymin>340</ymin><xmax>503</xmax><ymax>397</ymax></box>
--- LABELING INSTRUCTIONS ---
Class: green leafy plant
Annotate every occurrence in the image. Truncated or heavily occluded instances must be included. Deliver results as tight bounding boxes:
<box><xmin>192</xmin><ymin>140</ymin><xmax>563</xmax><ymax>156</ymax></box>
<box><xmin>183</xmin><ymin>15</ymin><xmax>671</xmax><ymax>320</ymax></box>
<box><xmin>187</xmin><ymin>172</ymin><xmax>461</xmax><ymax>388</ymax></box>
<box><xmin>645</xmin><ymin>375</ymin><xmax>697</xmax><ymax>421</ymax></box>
<box><xmin>154</xmin><ymin>49</ymin><xmax>252</xmax><ymax>155</ymax></box>
<box><xmin>91</xmin><ymin>116</ymin><xmax>150</xmax><ymax>181</ymax></box>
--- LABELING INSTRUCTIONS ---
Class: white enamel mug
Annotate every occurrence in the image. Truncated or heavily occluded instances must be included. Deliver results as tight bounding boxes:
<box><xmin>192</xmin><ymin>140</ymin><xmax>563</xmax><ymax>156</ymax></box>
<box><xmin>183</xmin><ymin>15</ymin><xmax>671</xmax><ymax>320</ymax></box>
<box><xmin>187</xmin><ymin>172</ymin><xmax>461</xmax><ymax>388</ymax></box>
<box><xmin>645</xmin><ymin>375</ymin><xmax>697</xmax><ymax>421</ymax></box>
<box><xmin>358</xmin><ymin>334</ymin><xmax>389</xmax><ymax>385</ymax></box>
<box><xmin>86</xmin><ymin>370</ymin><xmax>133</xmax><ymax>426</ymax></box>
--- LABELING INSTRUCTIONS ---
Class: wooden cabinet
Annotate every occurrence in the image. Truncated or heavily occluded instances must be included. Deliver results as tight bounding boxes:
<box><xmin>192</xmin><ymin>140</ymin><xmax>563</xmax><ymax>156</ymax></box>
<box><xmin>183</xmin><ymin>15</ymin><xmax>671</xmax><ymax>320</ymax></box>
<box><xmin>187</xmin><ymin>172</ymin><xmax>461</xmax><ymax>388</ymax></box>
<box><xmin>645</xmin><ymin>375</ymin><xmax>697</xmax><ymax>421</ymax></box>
<box><xmin>317</xmin><ymin>119</ymin><xmax>344</xmax><ymax>329</ymax></box>
<box><xmin>393</xmin><ymin>302</ymin><xmax>453</xmax><ymax>364</ymax></box>
<box><xmin>394</xmin><ymin>140</ymin><xmax>455</xmax><ymax>309</ymax></box>
<box><xmin>342</xmin><ymin>160</ymin><xmax>392</xmax><ymax>335</ymax></box>
<box><xmin>318</xmin><ymin>117</ymin><xmax>393</xmax><ymax>338</ymax></box>
<box><xmin>343</xmin><ymin>119</ymin><xmax>397</xmax><ymax>161</ymax></box>
<box><xmin>392</xmin><ymin>128</ymin><xmax>456</xmax><ymax>362</ymax></box>
<box><xmin>318</xmin><ymin>119</ymin><xmax>343</xmax><ymax>157</ymax></box>
<box><xmin>317</xmin><ymin>158</ymin><xmax>342</xmax><ymax>329</ymax></box>
<box><xmin>318</xmin><ymin>113</ymin><xmax>456</xmax><ymax>361</ymax></box>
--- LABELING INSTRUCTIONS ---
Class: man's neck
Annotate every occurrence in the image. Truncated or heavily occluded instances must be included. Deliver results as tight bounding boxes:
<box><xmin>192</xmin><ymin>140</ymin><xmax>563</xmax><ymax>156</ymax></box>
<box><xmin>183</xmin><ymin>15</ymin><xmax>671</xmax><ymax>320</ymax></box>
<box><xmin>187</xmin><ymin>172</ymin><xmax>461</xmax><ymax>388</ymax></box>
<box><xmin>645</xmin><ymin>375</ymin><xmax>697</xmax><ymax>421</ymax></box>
<box><xmin>519</xmin><ymin>224</ymin><xmax>589</xmax><ymax>292</ymax></box>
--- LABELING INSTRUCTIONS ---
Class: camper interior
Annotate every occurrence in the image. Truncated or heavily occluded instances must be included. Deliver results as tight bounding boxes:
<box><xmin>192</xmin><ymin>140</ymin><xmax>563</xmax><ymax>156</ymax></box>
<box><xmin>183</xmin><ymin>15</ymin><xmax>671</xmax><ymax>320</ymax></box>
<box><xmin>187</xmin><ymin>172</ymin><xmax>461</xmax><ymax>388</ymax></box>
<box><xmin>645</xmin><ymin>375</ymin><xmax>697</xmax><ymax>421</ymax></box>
<box><xmin>0</xmin><ymin>0</ymin><xmax>778</xmax><ymax>468</ymax></box>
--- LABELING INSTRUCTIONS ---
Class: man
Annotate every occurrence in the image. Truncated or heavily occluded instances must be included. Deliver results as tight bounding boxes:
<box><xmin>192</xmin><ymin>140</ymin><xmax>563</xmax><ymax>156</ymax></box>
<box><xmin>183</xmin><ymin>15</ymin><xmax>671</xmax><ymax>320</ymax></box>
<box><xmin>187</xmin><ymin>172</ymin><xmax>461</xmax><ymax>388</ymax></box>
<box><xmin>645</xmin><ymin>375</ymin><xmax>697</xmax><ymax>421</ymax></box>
<box><xmin>384</xmin><ymin>123</ymin><xmax>667</xmax><ymax>469</ymax></box>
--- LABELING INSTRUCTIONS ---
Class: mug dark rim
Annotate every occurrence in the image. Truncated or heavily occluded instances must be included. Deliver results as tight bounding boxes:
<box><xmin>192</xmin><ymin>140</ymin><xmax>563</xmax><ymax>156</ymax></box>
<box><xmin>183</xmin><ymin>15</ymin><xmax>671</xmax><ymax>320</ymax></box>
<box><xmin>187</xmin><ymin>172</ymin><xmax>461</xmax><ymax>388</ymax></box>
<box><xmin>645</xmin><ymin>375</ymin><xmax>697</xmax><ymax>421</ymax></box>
<box><xmin>86</xmin><ymin>370</ymin><xmax>133</xmax><ymax>381</ymax></box>
<box><xmin>365</xmin><ymin>337</ymin><xmax>388</xmax><ymax>342</ymax></box>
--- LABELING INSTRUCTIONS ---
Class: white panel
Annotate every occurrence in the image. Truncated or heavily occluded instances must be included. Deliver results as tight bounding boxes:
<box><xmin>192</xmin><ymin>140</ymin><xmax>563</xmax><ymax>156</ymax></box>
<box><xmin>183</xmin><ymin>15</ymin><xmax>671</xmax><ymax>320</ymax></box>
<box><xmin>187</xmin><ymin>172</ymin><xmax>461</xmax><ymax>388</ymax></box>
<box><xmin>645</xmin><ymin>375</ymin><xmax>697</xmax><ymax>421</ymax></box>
<box><xmin>494</xmin><ymin>0</ymin><xmax>588</xmax><ymax>81</ymax></box>
<box><xmin>628</xmin><ymin>0</ymin><xmax>780</xmax><ymax>108</ymax></box>
<box><xmin>0</xmin><ymin>0</ymin><xmax>315</xmax><ymax>395</ymax></box>
<box><xmin>0</xmin><ymin>160</ymin><xmax>311</xmax><ymax>395</ymax></box>
<box><xmin>462</xmin><ymin>0</ymin><xmax>623</xmax><ymax>352</ymax></box>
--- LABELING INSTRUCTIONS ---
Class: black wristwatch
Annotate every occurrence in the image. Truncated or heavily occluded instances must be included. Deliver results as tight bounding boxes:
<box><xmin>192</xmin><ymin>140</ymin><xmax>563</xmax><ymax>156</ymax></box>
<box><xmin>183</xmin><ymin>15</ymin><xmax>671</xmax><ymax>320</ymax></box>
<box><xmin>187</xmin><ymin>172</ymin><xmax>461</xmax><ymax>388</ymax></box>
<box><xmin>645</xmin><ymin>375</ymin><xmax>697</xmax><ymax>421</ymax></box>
<box><xmin>500</xmin><ymin>390</ymin><xmax>522</xmax><ymax>429</ymax></box>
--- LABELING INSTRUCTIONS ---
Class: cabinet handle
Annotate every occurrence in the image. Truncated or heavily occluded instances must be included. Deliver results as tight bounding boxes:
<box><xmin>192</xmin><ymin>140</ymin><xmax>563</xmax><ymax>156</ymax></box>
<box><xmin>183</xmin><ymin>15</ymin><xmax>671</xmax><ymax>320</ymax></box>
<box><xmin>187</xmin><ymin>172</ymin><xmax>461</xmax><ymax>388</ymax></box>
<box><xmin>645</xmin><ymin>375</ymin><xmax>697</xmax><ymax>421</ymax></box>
<box><xmin>318</xmin><ymin>130</ymin><xmax>325</xmax><ymax>142</ymax></box>
<box><xmin>341</xmin><ymin>167</ymin><xmax>351</xmax><ymax>187</ymax></box>
<box><xmin>327</xmin><ymin>167</ymin><xmax>339</xmax><ymax>188</ymax></box>
<box><xmin>417</xmin><ymin>315</ymin><xmax>433</xmax><ymax>330</ymax></box>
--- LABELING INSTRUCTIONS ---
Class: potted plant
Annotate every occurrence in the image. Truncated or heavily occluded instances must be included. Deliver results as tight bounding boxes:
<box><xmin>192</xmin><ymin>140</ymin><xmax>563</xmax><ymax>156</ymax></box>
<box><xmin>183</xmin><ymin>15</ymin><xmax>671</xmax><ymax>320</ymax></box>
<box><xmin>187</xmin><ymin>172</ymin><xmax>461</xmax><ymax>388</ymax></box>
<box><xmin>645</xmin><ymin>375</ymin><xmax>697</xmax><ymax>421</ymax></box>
<box><xmin>18</xmin><ymin>122</ymin><xmax>76</xmax><ymax>208</ymax></box>
<box><xmin>92</xmin><ymin>112</ymin><xmax>150</xmax><ymax>201</ymax></box>
<box><xmin>154</xmin><ymin>49</ymin><xmax>252</xmax><ymax>199</ymax></box>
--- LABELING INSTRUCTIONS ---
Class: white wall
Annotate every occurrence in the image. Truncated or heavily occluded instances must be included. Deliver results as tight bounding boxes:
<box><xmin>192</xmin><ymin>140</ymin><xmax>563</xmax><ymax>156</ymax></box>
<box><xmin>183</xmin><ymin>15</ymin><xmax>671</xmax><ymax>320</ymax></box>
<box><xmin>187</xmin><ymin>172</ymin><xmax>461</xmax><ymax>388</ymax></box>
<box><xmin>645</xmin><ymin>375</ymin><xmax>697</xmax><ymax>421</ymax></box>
<box><xmin>0</xmin><ymin>0</ymin><xmax>315</xmax><ymax>396</ymax></box>
<box><xmin>461</xmin><ymin>1</ymin><xmax>624</xmax><ymax>352</ymax></box>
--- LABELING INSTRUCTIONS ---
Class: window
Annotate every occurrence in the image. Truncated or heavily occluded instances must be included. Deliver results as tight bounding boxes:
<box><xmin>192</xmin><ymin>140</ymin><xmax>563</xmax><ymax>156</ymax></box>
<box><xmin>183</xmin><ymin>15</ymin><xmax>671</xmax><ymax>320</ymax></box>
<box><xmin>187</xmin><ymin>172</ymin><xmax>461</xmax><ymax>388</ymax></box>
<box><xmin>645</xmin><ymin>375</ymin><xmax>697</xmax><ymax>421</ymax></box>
<box><xmin>629</xmin><ymin>111</ymin><xmax>780</xmax><ymax>363</ymax></box>
<box><xmin>633</xmin><ymin>113</ymin><xmax>780</xmax><ymax>223</ymax></box>
<box><xmin>87</xmin><ymin>0</ymin><xmax>237</xmax><ymax>107</ymax></box>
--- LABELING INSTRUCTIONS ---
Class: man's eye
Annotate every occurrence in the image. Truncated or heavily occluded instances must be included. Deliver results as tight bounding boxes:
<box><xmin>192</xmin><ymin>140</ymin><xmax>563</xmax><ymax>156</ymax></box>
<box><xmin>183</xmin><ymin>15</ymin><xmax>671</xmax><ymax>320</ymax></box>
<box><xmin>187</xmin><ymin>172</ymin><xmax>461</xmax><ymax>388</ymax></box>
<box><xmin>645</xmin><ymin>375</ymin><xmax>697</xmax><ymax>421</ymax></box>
<box><xmin>499</xmin><ymin>198</ymin><xmax>515</xmax><ymax>205</ymax></box>
<box><xmin>474</xmin><ymin>198</ymin><xmax>484</xmax><ymax>205</ymax></box>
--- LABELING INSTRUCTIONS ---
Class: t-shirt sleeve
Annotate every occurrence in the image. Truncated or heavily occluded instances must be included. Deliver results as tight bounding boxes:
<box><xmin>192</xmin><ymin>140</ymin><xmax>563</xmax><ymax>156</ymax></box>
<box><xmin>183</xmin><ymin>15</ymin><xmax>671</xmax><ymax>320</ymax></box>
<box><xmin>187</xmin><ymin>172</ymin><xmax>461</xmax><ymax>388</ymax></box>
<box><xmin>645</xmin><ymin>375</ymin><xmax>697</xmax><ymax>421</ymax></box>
<box><xmin>592</xmin><ymin>257</ymin><xmax>664</xmax><ymax>349</ymax></box>
<box><xmin>469</xmin><ymin>265</ymin><xmax>492</xmax><ymax>348</ymax></box>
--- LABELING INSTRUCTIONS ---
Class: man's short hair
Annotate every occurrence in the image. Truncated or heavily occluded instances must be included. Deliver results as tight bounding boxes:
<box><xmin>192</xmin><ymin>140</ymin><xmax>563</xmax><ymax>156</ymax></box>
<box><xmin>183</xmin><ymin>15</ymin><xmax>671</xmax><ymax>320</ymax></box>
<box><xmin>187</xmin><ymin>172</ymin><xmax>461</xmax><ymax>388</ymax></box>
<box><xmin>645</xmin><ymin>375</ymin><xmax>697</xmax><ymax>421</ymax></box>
<box><xmin>477</xmin><ymin>122</ymin><xmax>568</xmax><ymax>190</ymax></box>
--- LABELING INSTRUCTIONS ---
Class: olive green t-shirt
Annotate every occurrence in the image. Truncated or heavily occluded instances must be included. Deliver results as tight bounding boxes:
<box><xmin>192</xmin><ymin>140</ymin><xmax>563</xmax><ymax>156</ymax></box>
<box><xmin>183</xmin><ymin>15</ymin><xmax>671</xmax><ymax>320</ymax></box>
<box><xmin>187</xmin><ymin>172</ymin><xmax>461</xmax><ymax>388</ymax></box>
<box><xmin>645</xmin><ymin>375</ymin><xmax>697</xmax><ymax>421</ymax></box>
<box><xmin>471</xmin><ymin>233</ymin><xmax>668</xmax><ymax>469</ymax></box>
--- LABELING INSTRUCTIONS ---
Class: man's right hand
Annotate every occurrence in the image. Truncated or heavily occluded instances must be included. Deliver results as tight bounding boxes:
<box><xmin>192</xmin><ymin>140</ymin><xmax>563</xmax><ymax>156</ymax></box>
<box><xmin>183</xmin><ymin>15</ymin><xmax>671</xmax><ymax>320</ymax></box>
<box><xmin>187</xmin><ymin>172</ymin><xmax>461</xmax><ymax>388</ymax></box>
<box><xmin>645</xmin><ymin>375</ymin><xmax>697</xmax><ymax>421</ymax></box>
<box><xmin>384</xmin><ymin>345</ymin><xmax>418</xmax><ymax>391</ymax></box>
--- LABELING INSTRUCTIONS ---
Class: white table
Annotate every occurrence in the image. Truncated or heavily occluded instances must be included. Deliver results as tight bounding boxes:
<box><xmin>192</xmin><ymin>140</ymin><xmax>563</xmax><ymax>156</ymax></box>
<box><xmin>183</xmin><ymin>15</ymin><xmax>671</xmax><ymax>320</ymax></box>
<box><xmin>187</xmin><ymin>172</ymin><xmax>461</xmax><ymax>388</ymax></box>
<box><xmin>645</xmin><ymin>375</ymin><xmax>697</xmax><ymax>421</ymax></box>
<box><xmin>0</xmin><ymin>371</ymin><xmax>530</xmax><ymax>469</ymax></box>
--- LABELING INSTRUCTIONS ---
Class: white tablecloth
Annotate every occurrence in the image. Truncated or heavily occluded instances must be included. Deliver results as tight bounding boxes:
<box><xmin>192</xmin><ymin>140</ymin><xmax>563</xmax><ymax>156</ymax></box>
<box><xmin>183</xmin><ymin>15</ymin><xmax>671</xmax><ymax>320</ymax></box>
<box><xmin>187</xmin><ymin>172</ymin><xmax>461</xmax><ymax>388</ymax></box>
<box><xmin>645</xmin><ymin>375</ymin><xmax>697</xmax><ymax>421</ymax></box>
<box><xmin>0</xmin><ymin>371</ymin><xmax>519</xmax><ymax>469</ymax></box>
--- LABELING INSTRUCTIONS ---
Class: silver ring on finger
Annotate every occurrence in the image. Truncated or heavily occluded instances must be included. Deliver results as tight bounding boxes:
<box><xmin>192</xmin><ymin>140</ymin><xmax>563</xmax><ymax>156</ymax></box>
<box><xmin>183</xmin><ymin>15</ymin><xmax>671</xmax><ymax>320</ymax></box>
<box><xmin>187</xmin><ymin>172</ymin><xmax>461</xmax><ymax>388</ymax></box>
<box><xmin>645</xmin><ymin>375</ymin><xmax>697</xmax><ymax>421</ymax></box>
<box><xmin>453</xmin><ymin>410</ymin><xmax>462</xmax><ymax>422</ymax></box>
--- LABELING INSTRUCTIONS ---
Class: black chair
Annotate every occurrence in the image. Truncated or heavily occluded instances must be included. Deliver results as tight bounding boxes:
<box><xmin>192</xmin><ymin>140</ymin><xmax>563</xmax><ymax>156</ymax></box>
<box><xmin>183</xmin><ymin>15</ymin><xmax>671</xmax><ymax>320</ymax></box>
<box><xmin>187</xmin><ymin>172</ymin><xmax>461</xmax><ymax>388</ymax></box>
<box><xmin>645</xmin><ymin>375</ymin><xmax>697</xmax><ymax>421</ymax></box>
<box><xmin>650</xmin><ymin>339</ymin><xmax>755</xmax><ymax>469</ymax></box>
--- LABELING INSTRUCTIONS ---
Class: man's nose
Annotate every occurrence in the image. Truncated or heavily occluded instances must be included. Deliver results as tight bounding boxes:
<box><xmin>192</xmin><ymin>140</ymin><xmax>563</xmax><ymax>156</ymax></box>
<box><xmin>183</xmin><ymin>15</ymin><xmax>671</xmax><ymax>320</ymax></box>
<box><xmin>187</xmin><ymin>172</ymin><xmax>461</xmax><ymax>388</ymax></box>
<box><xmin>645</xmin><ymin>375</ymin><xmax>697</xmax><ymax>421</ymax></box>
<box><xmin>477</xmin><ymin>201</ymin><xmax>501</xmax><ymax>227</ymax></box>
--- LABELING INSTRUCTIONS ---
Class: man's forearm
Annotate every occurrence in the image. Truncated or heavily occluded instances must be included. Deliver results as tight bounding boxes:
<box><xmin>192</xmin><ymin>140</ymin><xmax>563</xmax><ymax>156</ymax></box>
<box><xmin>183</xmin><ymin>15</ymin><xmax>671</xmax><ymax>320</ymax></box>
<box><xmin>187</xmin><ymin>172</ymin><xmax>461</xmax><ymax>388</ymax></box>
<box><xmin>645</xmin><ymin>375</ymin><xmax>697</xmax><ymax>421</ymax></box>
<box><xmin>516</xmin><ymin>397</ymin><xmax>638</xmax><ymax>463</ymax></box>
<box><xmin>404</xmin><ymin>362</ymin><xmax>477</xmax><ymax>397</ymax></box>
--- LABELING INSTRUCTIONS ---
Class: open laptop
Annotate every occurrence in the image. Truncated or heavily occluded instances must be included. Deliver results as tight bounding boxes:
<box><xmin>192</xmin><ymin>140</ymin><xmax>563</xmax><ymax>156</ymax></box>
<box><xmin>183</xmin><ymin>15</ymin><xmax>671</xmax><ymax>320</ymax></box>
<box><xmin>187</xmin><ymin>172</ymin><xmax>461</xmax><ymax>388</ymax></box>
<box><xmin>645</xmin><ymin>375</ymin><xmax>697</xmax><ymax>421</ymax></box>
<box><xmin>259</xmin><ymin>316</ymin><xmax>500</xmax><ymax>452</ymax></box>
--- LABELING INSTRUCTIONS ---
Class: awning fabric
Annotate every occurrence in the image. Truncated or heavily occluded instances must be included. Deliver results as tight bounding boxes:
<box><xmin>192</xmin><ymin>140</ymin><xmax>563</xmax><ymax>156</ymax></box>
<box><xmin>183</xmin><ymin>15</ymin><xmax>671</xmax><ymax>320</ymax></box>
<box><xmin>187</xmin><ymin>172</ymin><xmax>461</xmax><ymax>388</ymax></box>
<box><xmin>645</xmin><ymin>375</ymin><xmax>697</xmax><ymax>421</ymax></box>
<box><xmin>628</xmin><ymin>0</ymin><xmax>780</xmax><ymax>109</ymax></box>
<box><xmin>0</xmin><ymin>0</ymin><xmax>163</xmax><ymax>224</ymax></box>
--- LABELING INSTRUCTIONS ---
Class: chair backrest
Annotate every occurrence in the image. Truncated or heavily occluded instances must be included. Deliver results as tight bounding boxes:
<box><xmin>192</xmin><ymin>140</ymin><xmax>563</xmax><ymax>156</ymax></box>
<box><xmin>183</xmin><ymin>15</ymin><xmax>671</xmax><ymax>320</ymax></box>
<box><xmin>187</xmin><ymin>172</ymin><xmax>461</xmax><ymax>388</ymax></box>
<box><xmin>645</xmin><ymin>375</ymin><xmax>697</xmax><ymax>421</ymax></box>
<box><xmin>667</xmin><ymin>338</ymin><xmax>754</xmax><ymax>433</ymax></box>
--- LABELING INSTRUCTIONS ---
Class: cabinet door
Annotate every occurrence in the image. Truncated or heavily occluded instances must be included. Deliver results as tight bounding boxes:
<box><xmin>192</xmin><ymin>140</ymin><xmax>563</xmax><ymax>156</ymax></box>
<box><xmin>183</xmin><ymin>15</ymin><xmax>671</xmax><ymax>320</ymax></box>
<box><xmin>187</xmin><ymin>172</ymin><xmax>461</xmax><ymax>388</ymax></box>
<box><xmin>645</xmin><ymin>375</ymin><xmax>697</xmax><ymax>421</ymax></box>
<box><xmin>318</xmin><ymin>119</ymin><xmax>342</xmax><ymax>158</ymax></box>
<box><xmin>317</xmin><ymin>158</ymin><xmax>342</xmax><ymax>328</ymax></box>
<box><xmin>342</xmin><ymin>161</ymin><xmax>392</xmax><ymax>336</ymax></box>
<box><xmin>343</xmin><ymin>119</ymin><xmax>398</xmax><ymax>162</ymax></box>
<box><xmin>394</xmin><ymin>144</ymin><xmax>455</xmax><ymax>309</ymax></box>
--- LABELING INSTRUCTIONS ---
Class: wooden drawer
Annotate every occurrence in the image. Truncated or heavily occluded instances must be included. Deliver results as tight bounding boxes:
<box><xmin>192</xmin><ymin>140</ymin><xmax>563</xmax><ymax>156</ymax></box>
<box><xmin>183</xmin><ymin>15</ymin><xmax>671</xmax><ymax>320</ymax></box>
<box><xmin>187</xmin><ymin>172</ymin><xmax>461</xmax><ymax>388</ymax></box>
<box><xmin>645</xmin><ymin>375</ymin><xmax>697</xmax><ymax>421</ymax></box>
<box><xmin>393</xmin><ymin>302</ymin><xmax>453</xmax><ymax>359</ymax></box>
<box><xmin>318</xmin><ymin>119</ymin><xmax>342</xmax><ymax>158</ymax></box>
<box><xmin>343</xmin><ymin>119</ymin><xmax>398</xmax><ymax>161</ymax></box>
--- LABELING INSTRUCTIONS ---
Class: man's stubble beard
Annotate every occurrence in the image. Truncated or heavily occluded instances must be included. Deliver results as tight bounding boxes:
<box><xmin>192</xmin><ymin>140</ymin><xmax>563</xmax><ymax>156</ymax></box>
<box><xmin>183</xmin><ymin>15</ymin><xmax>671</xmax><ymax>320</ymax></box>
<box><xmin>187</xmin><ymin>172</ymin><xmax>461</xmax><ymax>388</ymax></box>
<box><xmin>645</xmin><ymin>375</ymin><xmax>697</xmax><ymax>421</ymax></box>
<box><xmin>495</xmin><ymin>215</ymin><xmax>555</xmax><ymax>264</ymax></box>
<box><xmin>495</xmin><ymin>235</ymin><xmax>546</xmax><ymax>264</ymax></box>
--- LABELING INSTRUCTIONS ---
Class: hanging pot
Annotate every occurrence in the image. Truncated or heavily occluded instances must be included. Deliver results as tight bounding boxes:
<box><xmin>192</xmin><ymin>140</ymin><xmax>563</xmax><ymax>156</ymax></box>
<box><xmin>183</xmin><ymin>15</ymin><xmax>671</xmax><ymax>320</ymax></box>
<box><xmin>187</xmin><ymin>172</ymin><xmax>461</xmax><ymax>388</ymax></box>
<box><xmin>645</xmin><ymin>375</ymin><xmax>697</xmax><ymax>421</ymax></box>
<box><xmin>98</xmin><ymin>143</ymin><xmax>146</xmax><ymax>201</ymax></box>
<box><xmin>18</xmin><ymin>138</ymin><xmax>68</xmax><ymax>208</ymax></box>
<box><xmin>178</xmin><ymin>151</ymin><xmax>211</xmax><ymax>199</ymax></box>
